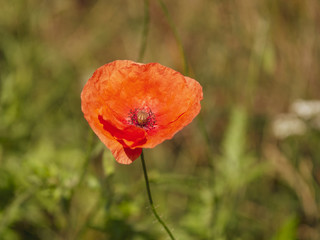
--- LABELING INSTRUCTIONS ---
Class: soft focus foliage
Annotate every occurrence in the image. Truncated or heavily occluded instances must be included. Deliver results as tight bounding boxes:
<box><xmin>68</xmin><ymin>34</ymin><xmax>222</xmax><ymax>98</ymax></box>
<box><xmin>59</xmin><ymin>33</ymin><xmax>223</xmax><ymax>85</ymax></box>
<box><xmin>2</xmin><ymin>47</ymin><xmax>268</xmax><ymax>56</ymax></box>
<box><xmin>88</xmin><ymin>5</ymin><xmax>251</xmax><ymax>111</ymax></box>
<box><xmin>0</xmin><ymin>0</ymin><xmax>320</xmax><ymax>239</ymax></box>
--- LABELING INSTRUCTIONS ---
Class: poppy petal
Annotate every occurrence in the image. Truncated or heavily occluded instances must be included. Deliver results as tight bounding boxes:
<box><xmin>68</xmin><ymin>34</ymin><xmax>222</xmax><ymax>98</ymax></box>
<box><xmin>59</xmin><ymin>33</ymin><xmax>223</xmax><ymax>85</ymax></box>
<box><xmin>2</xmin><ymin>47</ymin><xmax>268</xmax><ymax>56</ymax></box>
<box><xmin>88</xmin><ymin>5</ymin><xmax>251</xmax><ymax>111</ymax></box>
<box><xmin>140</xmin><ymin>76</ymin><xmax>203</xmax><ymax>148</ymax></box>
<box><xmin>98</xmin><ymin>131</ymin><xmax>142</xmax><ymax>164</ymax></box>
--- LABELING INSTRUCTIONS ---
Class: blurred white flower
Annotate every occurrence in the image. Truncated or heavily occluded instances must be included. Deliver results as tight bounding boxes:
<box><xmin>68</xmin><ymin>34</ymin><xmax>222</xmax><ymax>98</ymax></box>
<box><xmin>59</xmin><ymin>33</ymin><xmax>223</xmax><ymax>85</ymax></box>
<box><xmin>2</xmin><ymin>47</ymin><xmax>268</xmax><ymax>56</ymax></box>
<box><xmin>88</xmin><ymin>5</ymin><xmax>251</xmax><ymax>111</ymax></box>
<box><xmin>272</xmin><ymin>114</ymin><xmax>307</xmax><ymax>139</ymax></box>
<box><xmin>291</xmin><ymin>99</ymin><xmax>320</xmax><ymax>119</ymax></box>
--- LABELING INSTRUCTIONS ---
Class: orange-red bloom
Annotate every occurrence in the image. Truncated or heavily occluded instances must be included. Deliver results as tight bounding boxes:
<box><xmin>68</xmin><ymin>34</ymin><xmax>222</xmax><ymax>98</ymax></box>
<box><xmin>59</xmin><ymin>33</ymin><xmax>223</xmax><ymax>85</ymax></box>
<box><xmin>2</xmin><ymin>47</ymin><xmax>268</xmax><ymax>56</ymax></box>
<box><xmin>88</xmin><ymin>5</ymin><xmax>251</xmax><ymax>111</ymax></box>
<box><xmin>81</xmin><ymin>60</ymin><xmax>203</xmax><ymax>164</ymax></box>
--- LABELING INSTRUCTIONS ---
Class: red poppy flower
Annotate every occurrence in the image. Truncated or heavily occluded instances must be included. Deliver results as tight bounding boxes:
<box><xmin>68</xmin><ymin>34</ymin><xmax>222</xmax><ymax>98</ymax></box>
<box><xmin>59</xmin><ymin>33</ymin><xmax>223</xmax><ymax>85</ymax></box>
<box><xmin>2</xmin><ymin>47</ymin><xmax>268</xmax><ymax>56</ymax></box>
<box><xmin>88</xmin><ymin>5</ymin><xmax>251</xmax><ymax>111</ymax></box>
<box><xmin>81</xmin><ymin>60</ymin><xmax>203</xmax><ymax>164</ymax></box>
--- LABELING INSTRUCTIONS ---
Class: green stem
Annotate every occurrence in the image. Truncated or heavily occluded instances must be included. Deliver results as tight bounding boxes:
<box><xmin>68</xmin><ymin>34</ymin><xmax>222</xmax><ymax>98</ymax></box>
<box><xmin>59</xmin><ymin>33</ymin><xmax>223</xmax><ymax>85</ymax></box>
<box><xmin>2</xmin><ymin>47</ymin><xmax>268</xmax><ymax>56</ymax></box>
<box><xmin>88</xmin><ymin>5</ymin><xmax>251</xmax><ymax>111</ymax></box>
<box><xmin>67</xmin><ymin>130</ymin><xmax>94</xmax><ymax>237</ymax></box>
<box><xmin>156</xmin><ymin>0</ymin><xmax>189</xmax><ymax>75</ymax></box>
<box><xmin>77</xmin><ymin>130</ymin><xmax>94</xmax><ymax>187</ymax></box>
<box><xmin>70</xmin><ymin>130</ymin><xmax>94</xmax><ymax>199</ymax></box>
<box><xmin>138</xmin><ymin>0</ymin><xmax>150</xmax><ymax>62</ymax></box>
<box><xmin>140</xmin><ymin>150</ymin><xmax>176</xmax><ymax>240</ymax></box>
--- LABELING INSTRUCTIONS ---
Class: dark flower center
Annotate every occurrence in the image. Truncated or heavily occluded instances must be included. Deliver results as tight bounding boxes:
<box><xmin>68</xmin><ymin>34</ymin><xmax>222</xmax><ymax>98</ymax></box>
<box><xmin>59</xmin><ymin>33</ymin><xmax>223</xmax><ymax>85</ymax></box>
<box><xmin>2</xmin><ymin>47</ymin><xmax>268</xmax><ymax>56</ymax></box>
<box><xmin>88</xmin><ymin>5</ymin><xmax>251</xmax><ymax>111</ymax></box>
<box><xmin>129</xmin><ymin>107</ymin><xmax>155</xmax><ymax>129</ymax></box>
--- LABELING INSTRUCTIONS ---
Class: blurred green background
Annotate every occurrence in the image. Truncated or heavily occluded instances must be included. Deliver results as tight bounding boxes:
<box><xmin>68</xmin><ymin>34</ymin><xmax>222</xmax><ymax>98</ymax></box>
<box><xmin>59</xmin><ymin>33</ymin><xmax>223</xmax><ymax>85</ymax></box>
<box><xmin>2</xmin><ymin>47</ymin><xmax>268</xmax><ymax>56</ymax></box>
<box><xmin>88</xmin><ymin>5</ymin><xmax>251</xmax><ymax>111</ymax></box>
<box><xmin>1</xmin><ymin>0</ymin><xmax>320</xmax><ymax>239</ymax></box>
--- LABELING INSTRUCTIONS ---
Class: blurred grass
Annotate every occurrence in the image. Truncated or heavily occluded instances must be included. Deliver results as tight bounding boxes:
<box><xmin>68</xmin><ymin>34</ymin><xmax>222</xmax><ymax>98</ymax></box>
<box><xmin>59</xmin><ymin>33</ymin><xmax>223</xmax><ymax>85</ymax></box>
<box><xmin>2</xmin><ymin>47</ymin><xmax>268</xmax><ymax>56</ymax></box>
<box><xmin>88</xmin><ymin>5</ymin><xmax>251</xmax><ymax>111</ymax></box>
<box><xmin>1</xmin><ymin>0</ymin><xmax>320</xmax><ymax>239</ymax></box>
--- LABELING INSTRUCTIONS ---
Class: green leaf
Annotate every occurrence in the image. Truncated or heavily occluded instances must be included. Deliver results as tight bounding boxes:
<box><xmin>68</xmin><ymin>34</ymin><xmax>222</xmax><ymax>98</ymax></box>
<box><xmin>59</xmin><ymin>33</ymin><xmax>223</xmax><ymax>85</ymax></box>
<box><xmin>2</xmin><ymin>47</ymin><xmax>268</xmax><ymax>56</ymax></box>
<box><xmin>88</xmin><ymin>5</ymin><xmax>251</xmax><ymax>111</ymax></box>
<box><xmin>222</xmin><ymin>105</ymin><xmax>248</xmax><ymax>175</ymax></box>
<box><xmin>271</xmin><ymin>216</ymin><xmax>298</xmax><ymax>240</ymax></box>
<box><xmin>102</xmin><ymin>150</ymin><xmax>115</xmax><ymax>176</ymax></box>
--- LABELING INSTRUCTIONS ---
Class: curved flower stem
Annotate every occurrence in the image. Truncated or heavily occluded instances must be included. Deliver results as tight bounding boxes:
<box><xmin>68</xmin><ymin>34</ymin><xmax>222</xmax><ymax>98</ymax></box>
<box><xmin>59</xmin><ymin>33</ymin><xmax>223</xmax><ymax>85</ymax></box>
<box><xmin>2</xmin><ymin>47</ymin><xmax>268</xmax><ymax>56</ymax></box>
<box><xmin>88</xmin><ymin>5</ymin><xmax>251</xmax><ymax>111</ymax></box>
<box><xmin>140</xmin><ymin>150</ymin><xmax>176</xmax><ymax>240</ymax></box>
